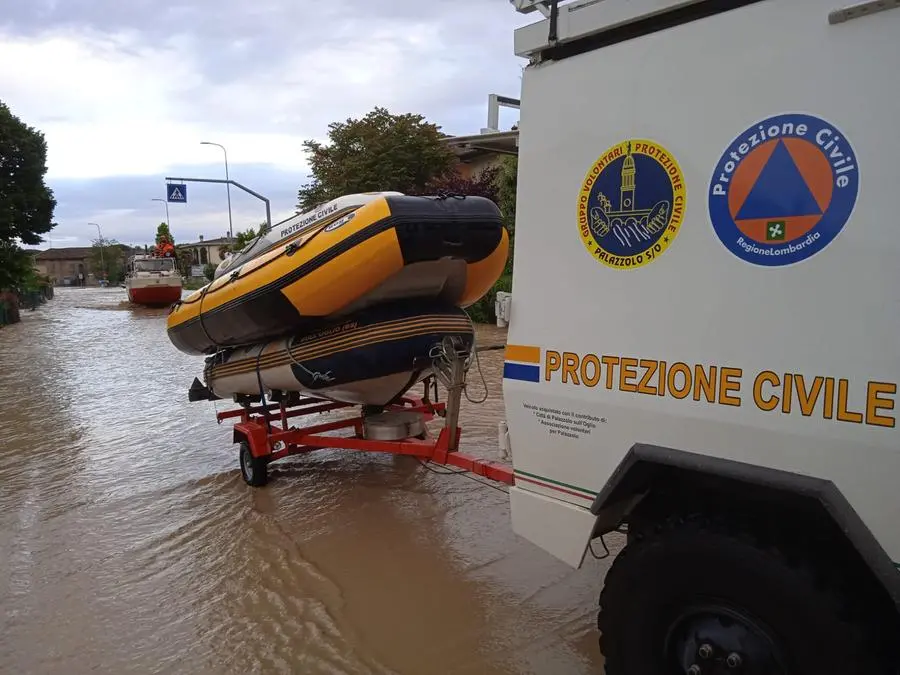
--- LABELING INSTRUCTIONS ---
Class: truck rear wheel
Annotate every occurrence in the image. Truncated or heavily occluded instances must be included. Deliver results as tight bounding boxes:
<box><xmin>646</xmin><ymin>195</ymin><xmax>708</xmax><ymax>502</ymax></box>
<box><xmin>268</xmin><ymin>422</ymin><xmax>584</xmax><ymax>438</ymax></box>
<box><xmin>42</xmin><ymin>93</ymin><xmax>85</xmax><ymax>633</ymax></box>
<box><xmin>597</xmin><ymin>514</ymin><xmax>889</xmax><ymax>675</ymax></box>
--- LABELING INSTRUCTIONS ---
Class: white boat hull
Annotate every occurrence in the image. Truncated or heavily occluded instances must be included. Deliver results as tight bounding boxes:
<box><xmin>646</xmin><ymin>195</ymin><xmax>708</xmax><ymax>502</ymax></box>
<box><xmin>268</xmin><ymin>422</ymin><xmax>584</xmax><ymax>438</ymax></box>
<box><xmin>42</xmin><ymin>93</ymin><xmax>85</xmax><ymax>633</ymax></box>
<box><xmin>202</xmin><ymin>301</ymin><xmax>475</xmax><ymax>406</ymax></box>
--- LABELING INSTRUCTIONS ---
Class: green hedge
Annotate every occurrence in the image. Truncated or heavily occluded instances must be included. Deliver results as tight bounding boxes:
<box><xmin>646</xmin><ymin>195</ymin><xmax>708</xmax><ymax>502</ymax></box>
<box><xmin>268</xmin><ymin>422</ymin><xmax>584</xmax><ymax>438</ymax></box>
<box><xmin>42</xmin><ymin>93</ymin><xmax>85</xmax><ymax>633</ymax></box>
<box><xmin>468</xmin><ymin>155</ymin><xmax>517</xmax><ymax>325</ymax></box>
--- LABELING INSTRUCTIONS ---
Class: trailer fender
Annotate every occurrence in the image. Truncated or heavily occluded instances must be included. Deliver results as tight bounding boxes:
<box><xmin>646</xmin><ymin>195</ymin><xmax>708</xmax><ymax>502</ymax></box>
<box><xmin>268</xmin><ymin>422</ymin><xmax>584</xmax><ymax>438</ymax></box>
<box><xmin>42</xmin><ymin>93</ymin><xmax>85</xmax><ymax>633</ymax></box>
<box><xmin>233</xmin><ymin>422</ymin><xmax>270</xmax><ymax>458</ymax></box>
<box><xmin>589</xmin><ymin>443</ymin><xmax>900</xmax><ymax>610</ymax></box>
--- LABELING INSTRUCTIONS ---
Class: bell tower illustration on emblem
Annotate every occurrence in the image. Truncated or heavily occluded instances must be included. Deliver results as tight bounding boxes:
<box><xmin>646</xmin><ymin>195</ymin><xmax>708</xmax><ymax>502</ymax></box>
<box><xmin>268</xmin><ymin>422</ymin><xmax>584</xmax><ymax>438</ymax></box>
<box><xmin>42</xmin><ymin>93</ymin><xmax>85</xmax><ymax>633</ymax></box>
<box><xmin>620</xmin><ymin>141</ymin><xmax>636</xmax><ymax>210</ymax></box>
<box><xmin>587</xmin><ymin>140</ymin><xmax>671</xmax><ymax>244</ymax></box>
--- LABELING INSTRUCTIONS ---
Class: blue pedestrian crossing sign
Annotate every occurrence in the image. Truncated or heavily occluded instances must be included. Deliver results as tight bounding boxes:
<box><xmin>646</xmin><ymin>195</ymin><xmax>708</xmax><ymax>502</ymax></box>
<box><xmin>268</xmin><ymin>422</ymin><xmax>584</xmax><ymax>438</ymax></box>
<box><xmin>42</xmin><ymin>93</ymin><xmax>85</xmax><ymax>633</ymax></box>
<box><xmin>167</xmin><ymin>183</ymin><xmax>187</xmax><ymax>203</ymax></box>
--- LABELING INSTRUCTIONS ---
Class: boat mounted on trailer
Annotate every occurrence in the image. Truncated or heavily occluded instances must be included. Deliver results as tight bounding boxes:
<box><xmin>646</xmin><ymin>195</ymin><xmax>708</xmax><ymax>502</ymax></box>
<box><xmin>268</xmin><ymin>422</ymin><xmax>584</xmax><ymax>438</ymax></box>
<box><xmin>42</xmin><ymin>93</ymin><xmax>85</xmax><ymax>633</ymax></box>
<box><xmin>166</xmin><ymin>191</ymin><xmax>509</xmax><ymax>355</ymax></box>
<box><xmin>190</xmin><ymin>324</ymin><xmax>513</xmax><ymax>490</ymax></box>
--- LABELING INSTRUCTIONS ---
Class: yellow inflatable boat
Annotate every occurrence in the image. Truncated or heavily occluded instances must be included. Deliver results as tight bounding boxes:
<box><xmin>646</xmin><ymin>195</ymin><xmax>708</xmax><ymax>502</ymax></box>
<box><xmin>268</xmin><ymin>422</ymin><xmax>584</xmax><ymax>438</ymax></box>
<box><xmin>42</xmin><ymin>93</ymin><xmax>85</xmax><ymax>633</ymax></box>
<box><xmin>167</xmin><ymin>193</ymin><xmax>508</xmax><ymax>355</ymax></box>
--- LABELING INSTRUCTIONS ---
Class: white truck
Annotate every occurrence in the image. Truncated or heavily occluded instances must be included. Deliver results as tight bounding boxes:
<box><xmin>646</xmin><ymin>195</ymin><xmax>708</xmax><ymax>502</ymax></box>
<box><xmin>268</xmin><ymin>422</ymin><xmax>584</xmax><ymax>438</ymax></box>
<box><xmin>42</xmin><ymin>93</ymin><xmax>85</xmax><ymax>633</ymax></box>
<box><xmin>502</xmin><ymin>0</ymin><xmax>900</xmax><ymax>672</ymax></box>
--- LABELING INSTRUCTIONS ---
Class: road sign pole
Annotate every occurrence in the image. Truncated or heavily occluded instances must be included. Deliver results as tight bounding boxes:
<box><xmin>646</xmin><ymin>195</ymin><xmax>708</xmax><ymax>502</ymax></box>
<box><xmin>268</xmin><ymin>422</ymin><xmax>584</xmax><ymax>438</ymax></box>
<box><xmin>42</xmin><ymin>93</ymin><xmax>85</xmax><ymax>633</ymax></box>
<box><xmin>200</xmin><ymin>141</ymin><xmax>234</xmax><ymax>243</ymax></box>
<box><xmin>225</xmin><ymin>161</ymin><xmax>233</xmax><ymax>242</ymax></box>
<box><xmin>152</xmin><ymin>198</ymin><xmax>171</xmax><ymax>227</ymax></box>
<box><xmin>163</xmin><ymin>176</ymin><xmax>272</xmax><ymax>232</ymax></box>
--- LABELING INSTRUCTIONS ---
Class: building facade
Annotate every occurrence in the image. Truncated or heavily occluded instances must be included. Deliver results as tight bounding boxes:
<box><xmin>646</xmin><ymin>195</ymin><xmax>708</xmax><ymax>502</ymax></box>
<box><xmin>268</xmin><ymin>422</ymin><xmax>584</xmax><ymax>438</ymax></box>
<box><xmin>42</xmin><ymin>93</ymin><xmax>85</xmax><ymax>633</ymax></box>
<box><xmin>33</xmin><ymin>245</ymin><xmax>136</xmax><ymax>286</ymax></box>
<box><xmin>177</xmin><ymin>235</ymin><xmax>232</xmax><ymax>273</ymax></box>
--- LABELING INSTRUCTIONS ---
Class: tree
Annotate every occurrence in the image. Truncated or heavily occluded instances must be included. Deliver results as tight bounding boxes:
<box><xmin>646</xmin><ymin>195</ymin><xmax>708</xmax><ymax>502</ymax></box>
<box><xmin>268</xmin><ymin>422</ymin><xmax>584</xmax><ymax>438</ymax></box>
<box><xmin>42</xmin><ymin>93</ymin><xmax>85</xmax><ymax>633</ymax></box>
<box><xmin>90</xmin><ymin>238</ymin><xmax>126</xmax><ymax>284</ymax></box>
<box><xmin>496</xmin><ymin>155</ymin><xmax>518</xmax><ymax>275</ymax></box>
<box><xmin>413</xmin><ymin>165</ymin><xmax>502</xmax><ymax>203</ymax></box>
<box><xmin>229</xmin><ymin>221</ymin><xmax>272</xmax><ymax>251</ymax></box>
<box><xmin>297</xmin><ymin>107</ymin><xmax>456</xmax><ymax>210</ymax></box>
<box><xmin>0</xmin><ymin>100</ymin><xmax>57</xmax><ymax>289</ymax></box>
<box><xmin>177</xmin><ymin>248</ymin><xmax>194</xmax><ymax>277</ymax></box>
<box><xmin>0</xmin><ymin>242</ymin><xmax>37</xmax><ymax>290</ymax></box>
<box><xmin>233</xmin><ymin>225</ymin><xmax>259</xmax><ymax>250</ymax></box>
<box><xmin>457</xmin><ymin>156</ymin><xmax>518</xmax><ymax>324</ymax></box>
<box><xmin>234</xmin><ymin>229</ymin><xmax>255</xmax><ymax>250</ymax></box>
<box><xmin>155</xmin><ymin>222</ymin><xmax>173</xmax><ymax>245</ymax></box>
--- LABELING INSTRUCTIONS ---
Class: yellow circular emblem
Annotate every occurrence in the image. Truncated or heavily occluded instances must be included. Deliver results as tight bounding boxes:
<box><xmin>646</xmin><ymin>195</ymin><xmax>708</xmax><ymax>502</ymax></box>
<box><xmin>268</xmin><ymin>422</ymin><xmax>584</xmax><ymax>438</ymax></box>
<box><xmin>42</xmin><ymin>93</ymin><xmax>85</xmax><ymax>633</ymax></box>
<box><xmin>577</xmin><ymin>139</ymin><xmax>686</xmax><ymax>270</ymax></box>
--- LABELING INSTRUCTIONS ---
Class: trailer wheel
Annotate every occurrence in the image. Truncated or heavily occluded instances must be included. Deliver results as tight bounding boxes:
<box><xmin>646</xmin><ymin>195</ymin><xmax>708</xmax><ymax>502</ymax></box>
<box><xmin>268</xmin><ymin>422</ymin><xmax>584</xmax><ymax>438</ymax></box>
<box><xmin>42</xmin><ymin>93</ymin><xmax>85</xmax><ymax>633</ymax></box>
<box><xmin>238</xmin><ymin>440</ymin><xmax>268</xmax><ymax>487</ymax></box>
<box><xmin>597</xmin><ymin>514</ymin><xmax>890</xmax><ymax>675</ymax></box>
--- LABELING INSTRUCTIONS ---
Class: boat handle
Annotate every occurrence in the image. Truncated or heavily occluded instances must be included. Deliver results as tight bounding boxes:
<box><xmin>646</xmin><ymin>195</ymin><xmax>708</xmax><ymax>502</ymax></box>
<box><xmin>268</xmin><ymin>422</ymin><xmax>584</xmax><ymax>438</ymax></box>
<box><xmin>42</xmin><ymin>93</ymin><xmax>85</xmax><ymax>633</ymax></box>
<box><xmin>442</xmin><ymin>233</ymin><xmax>464</xmax><ymax>247</ymax></box>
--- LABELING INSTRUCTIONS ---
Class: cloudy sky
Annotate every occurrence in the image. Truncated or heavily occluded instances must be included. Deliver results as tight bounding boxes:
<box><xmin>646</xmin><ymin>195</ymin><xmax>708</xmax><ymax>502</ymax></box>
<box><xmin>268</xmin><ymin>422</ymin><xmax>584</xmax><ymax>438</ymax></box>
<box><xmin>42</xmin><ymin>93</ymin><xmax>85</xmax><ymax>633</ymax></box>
<box><xmin>1</xmin><ymin>0</ymin><xmax>534</xmax><ymax>249</ymax></box>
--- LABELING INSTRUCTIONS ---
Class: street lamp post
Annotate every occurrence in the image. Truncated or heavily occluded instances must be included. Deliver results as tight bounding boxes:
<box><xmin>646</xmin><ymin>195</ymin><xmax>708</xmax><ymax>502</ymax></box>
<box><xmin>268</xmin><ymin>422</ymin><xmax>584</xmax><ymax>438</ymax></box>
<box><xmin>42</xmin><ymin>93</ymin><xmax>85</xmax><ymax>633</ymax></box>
<box><xmin>200</xmin><ymin>140</ymin><xmax>233</xmax><ymax>243</ymax></box>
<box><xmin>88</xmin><ymin>222</ymin><xmax>105</xmax><ymax>281</ymax></box>
<box><xmin>151</xmin><ymin>197</ymin><xmax>171</xmax><ymax>227</ymax></box>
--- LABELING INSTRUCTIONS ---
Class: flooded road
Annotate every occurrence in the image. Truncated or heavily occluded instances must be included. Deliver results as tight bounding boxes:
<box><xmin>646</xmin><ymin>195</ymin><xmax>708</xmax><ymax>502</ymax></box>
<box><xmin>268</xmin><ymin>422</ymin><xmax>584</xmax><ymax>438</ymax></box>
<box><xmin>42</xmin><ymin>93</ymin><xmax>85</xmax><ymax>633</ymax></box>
<box><xmin>0</xmin><ymin>288</ymin><xmax>613</xmax><ymax>674</ymax></box>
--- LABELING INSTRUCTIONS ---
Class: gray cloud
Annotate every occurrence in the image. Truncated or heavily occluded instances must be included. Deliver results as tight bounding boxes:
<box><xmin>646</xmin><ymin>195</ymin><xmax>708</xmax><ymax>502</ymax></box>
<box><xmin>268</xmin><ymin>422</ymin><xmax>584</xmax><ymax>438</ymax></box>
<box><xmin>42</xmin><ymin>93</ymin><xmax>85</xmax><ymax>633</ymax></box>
<box><xmin>1</xmin><ymin>0</ymin><xmax>515</xmax><ymax>39</ymax></box>
<box><xmin>1</xmin><ymin>0</ymin><xmax>530</xmax><ymax>131</ymax></box>
<box><xmin>1</xmin><ymin>0</ymin><xmax>529</xmax><ymax>78</ymax></box>
<box><xmin>46</xmin><ymin>163</ymin><xmax>307</xmax><ymax>248</ymax></box>
<box><xmin>5</xmin><ymin>0</ymin><xmax>535</xmax><ymax>250</ymax></box>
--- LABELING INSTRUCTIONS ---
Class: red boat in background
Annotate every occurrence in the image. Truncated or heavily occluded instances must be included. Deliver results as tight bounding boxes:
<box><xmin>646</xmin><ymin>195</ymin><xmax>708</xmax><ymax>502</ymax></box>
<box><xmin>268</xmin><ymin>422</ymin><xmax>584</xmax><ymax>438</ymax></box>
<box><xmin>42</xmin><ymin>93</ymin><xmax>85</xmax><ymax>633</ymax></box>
<box><xmin>125</xmin><ymin>236</ymin><xmax>183</xmax><ymax>307</ymax></box>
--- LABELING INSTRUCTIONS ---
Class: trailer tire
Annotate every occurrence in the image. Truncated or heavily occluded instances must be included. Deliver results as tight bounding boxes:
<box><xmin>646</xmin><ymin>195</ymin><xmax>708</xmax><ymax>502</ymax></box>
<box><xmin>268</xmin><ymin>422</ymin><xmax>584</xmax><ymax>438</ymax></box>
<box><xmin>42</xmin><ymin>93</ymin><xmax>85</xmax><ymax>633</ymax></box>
<box><xmin>597</xmin><ymin>514</ymin><xmax>891</xmax><ymax>675</ymax></box>
<box><xmin>239</xmin><ymin>440</ymin><xmax>268</xmax><ymax>487</ymax></box>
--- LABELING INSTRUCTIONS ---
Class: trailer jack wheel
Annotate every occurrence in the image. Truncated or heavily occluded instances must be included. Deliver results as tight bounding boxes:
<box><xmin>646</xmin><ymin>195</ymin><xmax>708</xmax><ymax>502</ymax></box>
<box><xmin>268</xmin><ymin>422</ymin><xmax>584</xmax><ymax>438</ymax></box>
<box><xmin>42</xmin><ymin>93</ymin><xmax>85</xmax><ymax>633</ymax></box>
<box><xmin>239</xmin><ymin>440</ymin><xmax>268</xmax><ymax>487</ymax></box>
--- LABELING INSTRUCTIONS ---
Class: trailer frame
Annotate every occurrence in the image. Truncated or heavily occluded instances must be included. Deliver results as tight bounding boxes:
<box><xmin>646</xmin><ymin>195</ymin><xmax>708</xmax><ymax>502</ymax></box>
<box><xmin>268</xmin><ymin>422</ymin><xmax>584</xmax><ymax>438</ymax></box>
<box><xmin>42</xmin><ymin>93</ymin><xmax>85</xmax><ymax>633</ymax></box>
<box><xmin>215</xmin><ymin>387</ymin><xmax>515</xmax><ymax>488</ymax></box>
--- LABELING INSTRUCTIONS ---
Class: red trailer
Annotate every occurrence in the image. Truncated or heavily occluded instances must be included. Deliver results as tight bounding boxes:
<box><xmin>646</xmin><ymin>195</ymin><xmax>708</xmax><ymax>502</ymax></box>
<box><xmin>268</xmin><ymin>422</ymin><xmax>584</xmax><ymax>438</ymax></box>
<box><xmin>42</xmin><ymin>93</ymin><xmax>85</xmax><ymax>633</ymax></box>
<box><xmin>212</xmin><ymin>374</ymin><xmax>514</xmax><ymax>489</ymax></box>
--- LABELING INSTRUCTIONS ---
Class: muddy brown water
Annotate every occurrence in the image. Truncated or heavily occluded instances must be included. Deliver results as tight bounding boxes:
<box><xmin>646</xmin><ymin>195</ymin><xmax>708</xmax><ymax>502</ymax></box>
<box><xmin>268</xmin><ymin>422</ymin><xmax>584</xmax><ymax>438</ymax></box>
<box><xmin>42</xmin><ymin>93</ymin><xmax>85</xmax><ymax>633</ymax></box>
<box><xmin>0</xmin><ymin>287</ymin><xmax>616</xmax><ymax>674</ymax></box>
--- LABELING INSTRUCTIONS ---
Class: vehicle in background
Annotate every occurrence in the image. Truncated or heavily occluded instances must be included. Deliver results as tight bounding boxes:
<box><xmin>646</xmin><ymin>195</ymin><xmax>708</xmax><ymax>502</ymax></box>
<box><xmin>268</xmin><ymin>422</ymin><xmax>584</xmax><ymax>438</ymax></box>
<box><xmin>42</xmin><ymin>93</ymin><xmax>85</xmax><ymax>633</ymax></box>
<box><xmin>125</xmin><ymin>253</ymin><xmax>182</xmax><ymax>307</ymax></box>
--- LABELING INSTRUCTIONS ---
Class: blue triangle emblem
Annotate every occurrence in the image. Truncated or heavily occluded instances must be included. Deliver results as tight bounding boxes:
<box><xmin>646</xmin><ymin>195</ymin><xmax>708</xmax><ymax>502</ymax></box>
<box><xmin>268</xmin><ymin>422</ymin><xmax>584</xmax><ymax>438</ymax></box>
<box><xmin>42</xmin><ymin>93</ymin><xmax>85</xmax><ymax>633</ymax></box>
<box><xmin>736</xmin><ymin>140</ymin><xmax>822</xmax><ymax>220</ymax></box>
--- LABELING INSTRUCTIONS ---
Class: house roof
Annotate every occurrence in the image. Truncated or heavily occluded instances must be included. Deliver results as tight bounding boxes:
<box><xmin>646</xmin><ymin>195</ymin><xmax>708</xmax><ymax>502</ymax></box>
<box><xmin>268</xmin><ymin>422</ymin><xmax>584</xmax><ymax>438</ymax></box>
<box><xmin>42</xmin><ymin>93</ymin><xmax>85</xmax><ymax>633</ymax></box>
<box><xmin>33</xmin><ymin>245</ymin><xmax>136</xmax><ymax>261</ymax></box>
<box><xmin>443</xmin><ymin>129</ymin><xmax>520</xmax><ymax>161</ymax></box>
<box><xmin>34</xmin><ymin>247</ymin><xmax>94</xmax><ymax>260</ymax></box>
<box><xmin>177</xmin><ymin>237</ymin><xmax>232</xmax><ymax>247</ymax></box>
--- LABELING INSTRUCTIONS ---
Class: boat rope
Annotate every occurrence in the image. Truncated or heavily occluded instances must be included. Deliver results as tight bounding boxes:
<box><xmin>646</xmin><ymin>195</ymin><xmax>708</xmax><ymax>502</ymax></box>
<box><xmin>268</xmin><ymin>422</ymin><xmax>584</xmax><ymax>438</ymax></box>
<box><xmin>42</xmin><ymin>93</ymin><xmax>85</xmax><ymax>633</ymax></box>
<box><xmin>414</xmin><ymin>457</ymin><xmax>509</xmax><ymax>495</ymax></box>
<box><xmin>425</xmin><ymin>191</ymin><xmax>466</xmax><ymax>202</ymax></box>
<box><xmin>195</xmin><ymin>280</ymin><xmax>221</xmax><ymax>351</ymax></box>
<box><xmin>475</xmin><ymin>344</ymin><xmax>505</xmax><ymax>352</ymax></box>
<box><xmin>428</xmin><ymin>337</ymin><xmax>464</xmax><ymax>389</ymax></box>
<box><xmin>284</xmin><ymin>341</ymin><xmax>335</xmax><ymax>384</ymax></box>
<box><xmin>462</xmin><ymin>328</ymin><xmax>489</xmax><ymax>405</ymax></box>
<box><xmin>459</xmin><ymin>310</ymin><xmax>490</xmax><ymax>405</ymax></box>
<box><xmin>463</xmin><ymin>349</ymin><xmax>491</xmax><ymax>405</ymax></box>
<box><xmin>428</xmin><ymin>329</ymin><xmax>490</xmax><ymax>405</ymax></box>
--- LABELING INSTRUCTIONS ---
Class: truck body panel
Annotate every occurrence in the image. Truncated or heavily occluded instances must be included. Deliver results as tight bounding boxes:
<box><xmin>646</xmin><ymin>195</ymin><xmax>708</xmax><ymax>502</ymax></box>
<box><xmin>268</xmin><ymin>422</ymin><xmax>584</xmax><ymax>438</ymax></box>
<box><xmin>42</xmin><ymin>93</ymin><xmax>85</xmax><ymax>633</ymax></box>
<box><xmin>513</xmin><ymin>0</ymin><xmax>707</xmax><ymax>56</ymax></box>
<box><xmin>505</xmin><ymin>0</ymin><xmax>900</xmax><ymax>569</ymax></box>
